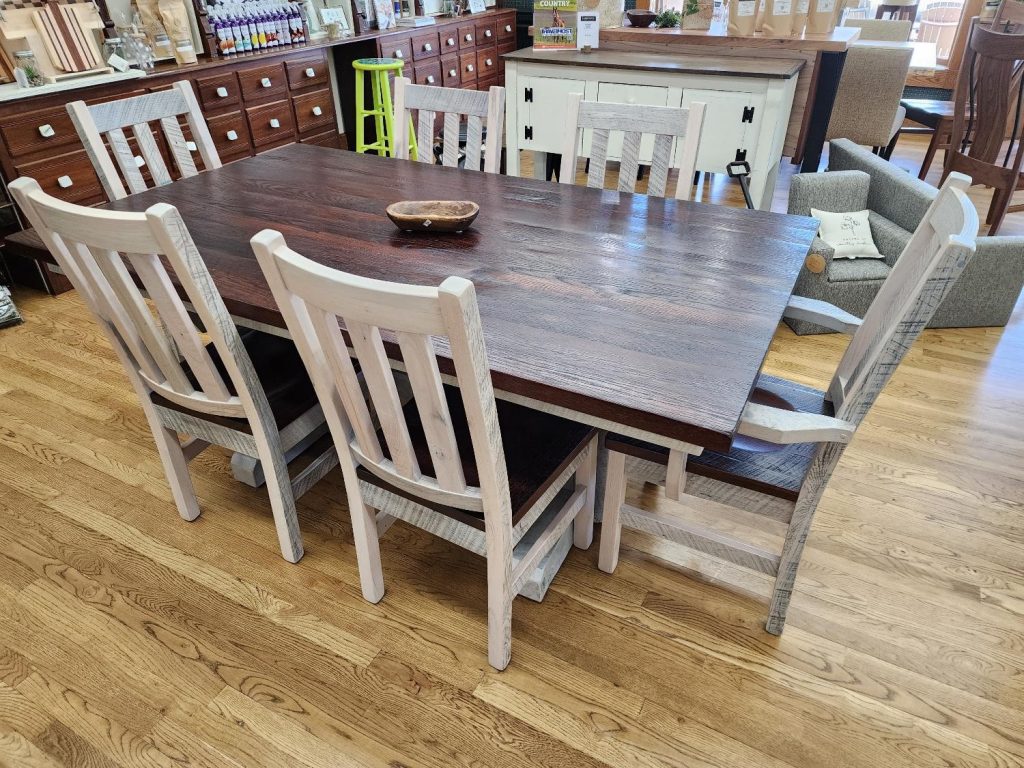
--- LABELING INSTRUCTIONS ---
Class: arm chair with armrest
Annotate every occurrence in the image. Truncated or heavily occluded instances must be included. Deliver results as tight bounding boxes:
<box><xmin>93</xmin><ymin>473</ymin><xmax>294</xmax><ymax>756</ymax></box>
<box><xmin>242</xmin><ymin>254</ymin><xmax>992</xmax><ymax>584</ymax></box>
<box><xmin>786</xmin><ymin>139</ymin><xmax>1024</xmax><ymax>334</ymax></box>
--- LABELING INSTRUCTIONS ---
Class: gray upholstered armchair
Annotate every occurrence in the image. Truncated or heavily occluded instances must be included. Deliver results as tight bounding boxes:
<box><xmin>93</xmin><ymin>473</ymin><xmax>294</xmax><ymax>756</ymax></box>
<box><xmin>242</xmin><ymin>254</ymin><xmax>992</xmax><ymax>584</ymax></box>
<box><xmin>786</xmin><ymin>139</ymin><xmax>1024</xmax><ymax>334</ymax></box>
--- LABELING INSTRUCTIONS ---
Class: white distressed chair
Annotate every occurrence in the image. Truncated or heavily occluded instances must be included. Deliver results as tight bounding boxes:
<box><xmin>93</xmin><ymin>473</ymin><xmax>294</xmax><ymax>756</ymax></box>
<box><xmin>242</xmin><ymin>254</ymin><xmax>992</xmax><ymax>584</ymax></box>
<box><xmin>67</xmin><ymin>80</ymin><xmax>221</xmax><ymax>202</ymax></box>
<box><xmin>9</xmin><ymin>178</ymin><xmax>339</xmax><ymax>563</ymax></box>
<box><xmin>559</xmin><ymin>93</ymin><xmax>706</xmax><ymax>199</ymax></box>
<box><xmin>393</xmin><ymin>76</ymin><xmax>505</xmax><ymax>174</ymax></box>
<box><xmin>252</xmin><ymin>230</ymin><xmax>599</xmax><ymax>670</ymax></box>
<box><xmin>598</xmin><ymin>173</ymin><xmax>979</xmax><ymax>634</ymax></box>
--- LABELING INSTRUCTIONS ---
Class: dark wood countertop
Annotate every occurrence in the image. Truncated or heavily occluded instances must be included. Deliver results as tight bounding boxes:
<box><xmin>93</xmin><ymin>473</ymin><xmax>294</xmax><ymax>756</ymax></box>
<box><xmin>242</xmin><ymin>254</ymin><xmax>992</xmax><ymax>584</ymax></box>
<box><xmin>503</xmin><ymin>48</ymin><xmax>804</xmax><ymax>79</ymax></box>
<box><xmin>601</xmin><ymin>21</ymin><xmax>861</xmax><ymax>53</ymax></box>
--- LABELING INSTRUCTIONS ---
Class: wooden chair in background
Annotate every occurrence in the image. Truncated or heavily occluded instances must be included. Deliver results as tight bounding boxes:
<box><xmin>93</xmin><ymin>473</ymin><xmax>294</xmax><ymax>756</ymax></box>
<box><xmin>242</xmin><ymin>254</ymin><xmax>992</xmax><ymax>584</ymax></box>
<box><xmin>942</xmin><ymin>22</ymin><xmax>1024</xmax><ymax>234</ymax></box>
<box><xmin>598</xmin><ymin>174</ymin><xmax>979</xmax><ymax>634</ymax></box>
<box><xmin>559</xmin><ymin>93</ymin><xmax>706</xmax><ymax>199</ymax></box>
<box><xmin>252</xmin><ymin>230</ymin><xmax>599</xmax><ymax>670</ymax></box>
<box><xmin>10</xmin><ymin>178</ymin><xmax>338</xmax><ymax>563</ymax></box>
<box><xmin>67</xmin><ymin>80</ymin><xmax>221</xmax><ymax>201</ymax></box>
<box><xmin>393</xmin><ymin>77</ymin><xmax>505</xmax><ymax>173</ymax></box>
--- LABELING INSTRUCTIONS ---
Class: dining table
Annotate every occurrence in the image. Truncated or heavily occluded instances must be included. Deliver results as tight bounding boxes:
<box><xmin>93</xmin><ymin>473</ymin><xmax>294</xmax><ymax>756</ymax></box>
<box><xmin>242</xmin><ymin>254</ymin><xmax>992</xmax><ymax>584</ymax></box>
<box><xmin>104</xmin><ymin>144</ymin><xmax>819</xmax><ymax>595</ymax></box>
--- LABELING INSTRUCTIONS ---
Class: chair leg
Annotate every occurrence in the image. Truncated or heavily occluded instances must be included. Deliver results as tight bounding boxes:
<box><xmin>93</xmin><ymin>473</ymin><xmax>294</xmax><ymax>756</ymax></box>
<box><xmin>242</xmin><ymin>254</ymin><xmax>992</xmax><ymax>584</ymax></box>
<box><xmin>573</xmin><ymin>440</ymin><xmax>597</xmax><ymax>550</ymax></box>
<box><xmin>598</xmin><ymin>449</ymin><xmax>626</xmax><ymax>574</ymax></box>
<box><xmin>987</xmin><ymin>186</ymin><xmax>1013</xmax><ymax>235</ymax></box>
<box><xmin>352</xmin><ymin>499</ymin><xmax>385</xmax><ymax>603</ymax></box>
<box><xmin>151</xmin><ymin>423</ymin><xmax>200</xmax><ymax>522</ymax></box>
<box><xmin>256</xmin><ymin>439</ymin><xmax>304</xmax><ymax>563</ymax></box>
<box><xmin>918</xmin><ymin>129</ymin><xmax>942</xmax><ymax>180</ymax></box>
<box><xmin>487</xmin><ymin>552</ymin><xmax>513</xmax><ymax>670</ymax></box>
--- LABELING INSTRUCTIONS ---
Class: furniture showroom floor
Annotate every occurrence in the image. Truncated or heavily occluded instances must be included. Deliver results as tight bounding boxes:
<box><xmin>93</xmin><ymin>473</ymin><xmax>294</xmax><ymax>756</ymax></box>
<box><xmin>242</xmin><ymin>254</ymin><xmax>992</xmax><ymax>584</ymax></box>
<box><xmin>0</xmin><ymin>134</ymin><xmax>1021</xmax><ymax>768</ymax></box>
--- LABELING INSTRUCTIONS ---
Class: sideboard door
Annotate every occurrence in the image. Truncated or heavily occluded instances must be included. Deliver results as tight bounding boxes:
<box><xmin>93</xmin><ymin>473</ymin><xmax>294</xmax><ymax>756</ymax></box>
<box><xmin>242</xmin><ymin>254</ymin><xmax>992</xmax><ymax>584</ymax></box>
<box><xmin>680</xmin><ymin>88</ymin><xmax>764</xmax><ymax>175</ymax></box>
<box><xmin>516</xmin><ymin>76</ymin><xmax>586</xmax><ymax>155</ymax></box>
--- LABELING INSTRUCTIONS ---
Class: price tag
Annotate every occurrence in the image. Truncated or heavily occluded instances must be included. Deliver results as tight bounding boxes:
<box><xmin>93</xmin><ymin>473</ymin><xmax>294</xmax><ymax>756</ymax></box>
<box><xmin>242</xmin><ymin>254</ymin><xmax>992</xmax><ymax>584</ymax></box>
<box><xmin>107</xmin><ymin>53</ymin><xmax>131</xmax><ymax>72</ymax></box>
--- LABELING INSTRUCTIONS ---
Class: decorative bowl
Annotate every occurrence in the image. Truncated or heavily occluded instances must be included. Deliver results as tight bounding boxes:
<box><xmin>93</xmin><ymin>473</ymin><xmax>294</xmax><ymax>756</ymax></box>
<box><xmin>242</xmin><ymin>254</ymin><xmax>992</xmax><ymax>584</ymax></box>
<box><xmin>625</xmin><ymin>9</ymin><xmax>657</xmax><ymax>27</ymax></box>
<box><xmin>386</xmin><ymin>200</ymin><xmax>480</xmax><ymax>233</ymax></box>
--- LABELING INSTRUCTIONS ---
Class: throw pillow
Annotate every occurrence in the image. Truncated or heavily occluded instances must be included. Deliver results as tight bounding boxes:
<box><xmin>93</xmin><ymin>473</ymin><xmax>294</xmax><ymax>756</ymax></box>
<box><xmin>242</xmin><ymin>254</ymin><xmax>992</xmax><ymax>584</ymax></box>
<box><xmin>810</xmin><ymin>208</ymin><xmax>882</xmax><ymax>260</ymax></box>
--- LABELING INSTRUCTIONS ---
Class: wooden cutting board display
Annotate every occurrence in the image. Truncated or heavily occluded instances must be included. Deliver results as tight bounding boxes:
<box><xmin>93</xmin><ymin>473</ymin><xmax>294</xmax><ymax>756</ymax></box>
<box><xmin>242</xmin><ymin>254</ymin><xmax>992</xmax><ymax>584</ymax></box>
<box><xmin>32</xmin><ymin>1</ymin><xmax>101</xmax><ymax>72</ymax></box>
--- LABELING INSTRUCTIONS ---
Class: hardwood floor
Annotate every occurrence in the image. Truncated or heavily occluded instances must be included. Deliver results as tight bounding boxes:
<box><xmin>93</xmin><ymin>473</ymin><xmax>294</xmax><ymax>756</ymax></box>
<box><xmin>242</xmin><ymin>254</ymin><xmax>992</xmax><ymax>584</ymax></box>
<box><xmin>1</xmin><ymin>135</ymin><xmax>1023</xmax><ymax>767</ymax></box>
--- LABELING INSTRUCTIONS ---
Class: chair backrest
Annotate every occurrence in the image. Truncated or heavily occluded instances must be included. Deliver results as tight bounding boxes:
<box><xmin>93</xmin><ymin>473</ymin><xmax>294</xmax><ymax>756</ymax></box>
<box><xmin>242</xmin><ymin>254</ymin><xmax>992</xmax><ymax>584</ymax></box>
<box><xmin>842</xmin><ymin>18</ymin><xmax>912</xmax><ymax>40</ymax></box>
<box><xmin>393</xmin><ymin>78</ymin><xmax>505</xmax><ymax>174</ymax></box>
<box><xmin>948</xmin><ymin>22</ymin><xmax>1024</xmax><ymax>176</ymax></box>
<box><xmin>826</xmin><ymin>42</ymin><xmax>914</xmax><ymax>145</ymax></box>
<box><xmin>67</xmin><ymin>80</ymin><xmax>222</xmax><ymax>202</ymax></box>
<box><xmin>9</xmin><ymin>177</ymin><xmax>268</xmax><ymax>424</ymax></box>
<box><xmin>827</xmin><ymin>173</ymin><xmax>978</xmax><ymax>424</ymax></box>
<box><xmin>559</xmin><ymin>93</ymin><xmax>705</xmax><ymax>200</ymax></box>
<box><xmin>252</xmin><ymin>230</ymin><xmax>513</xmax><ymax>531</ymax></box>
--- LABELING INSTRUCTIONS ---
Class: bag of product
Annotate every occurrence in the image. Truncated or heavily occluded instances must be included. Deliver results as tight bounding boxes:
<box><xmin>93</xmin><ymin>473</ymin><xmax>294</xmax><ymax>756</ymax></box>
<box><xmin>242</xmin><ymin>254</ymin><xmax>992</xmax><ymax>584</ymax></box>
<box><xmin>805</xmin><ymin>0</ymin><xmax>838</xmax><ymax>34</ymax></box>
<box><xmin>761</xmin><ymin>0</ymin><xmax>793</xmax><ymax>35</ymax></box>
<box><xmin>791</xmin><ymin>0</ymin><xmax>809</xmax><ymax>35</ymax></box>
<box><xmin>159</xmin><ymin>0</ymin><xmax>198</xmax><ymax>64</ymax></box>
<box><xmin>728</xmin><ymin>0</ymin><xmax>758</xmax><ymax>34</ymax></box>
<box><xmin>135</xmin><ymin>0</ymin><xmax>175</xmax><ymax>58</ymax></box>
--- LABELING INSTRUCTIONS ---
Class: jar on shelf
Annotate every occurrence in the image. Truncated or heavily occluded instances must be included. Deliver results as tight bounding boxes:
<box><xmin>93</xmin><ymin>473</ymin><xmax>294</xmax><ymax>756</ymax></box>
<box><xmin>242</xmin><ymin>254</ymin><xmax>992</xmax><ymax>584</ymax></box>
<box><xmin>102</xmin><ymin>37</ymin><xmax>128</xmax><ymax>66</ymax></box>
<box><xmin>13</xmin><ymin>50</ymin><xmax>44</xmax><ymax>88</ymax></box>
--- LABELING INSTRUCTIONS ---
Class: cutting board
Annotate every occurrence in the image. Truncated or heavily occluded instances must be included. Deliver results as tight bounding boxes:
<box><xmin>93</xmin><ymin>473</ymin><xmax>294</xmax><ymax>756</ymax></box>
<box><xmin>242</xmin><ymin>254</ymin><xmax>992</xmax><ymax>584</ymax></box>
<box><xmin>32</xmin><ymin>0</ymin><xmax>101</xmax><ymax>72</ymax></box>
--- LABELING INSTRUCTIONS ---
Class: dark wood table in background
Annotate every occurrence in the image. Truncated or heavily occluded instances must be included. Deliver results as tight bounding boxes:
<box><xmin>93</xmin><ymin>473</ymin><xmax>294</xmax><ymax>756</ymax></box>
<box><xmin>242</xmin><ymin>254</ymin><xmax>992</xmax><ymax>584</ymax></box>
<box><xmin>107</xmin><ymin>144</ymin><xmax>818</xmax><ymax>454</ymax></box>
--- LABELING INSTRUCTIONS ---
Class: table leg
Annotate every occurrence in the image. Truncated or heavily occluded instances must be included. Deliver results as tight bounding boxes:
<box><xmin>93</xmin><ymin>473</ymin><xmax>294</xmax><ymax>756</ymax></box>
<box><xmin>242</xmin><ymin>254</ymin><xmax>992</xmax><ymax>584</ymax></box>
<box><xmin>800</xmin><ymin>50</ymin><xmax>848</xmax><ymax>173</ymax></box>
<box><xmin>531</xmin><ymin>151</ymin><xmax>548</xmax><ymax>180</ymax></box>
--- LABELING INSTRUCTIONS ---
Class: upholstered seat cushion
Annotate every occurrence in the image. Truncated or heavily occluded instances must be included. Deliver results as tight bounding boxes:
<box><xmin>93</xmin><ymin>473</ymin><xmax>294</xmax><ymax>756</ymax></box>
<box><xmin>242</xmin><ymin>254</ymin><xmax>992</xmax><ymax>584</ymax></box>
<box><xmin>149</xmin><ymin>328</ymin><xmax>320</xmax><ymax>434</ymax></box>
<box><xmin>828</xmin><ymin>258</ymin><xmax>892</xmax><ymax>282</ymax></box>
<box><xmin>357</xmin><ymin>384</ymin><xmax>596</xmax><ymax>531</ymax></box>
<box><xmin>605</xmin><ymin>374</ymin><xmax>833</xmax><ymax>502</ymax></box>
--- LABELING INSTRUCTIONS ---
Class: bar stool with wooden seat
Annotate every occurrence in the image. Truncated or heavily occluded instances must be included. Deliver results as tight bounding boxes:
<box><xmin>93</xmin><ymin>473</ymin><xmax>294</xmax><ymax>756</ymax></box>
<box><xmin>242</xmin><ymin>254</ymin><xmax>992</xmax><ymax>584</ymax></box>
<box><xmin>352</xmin><ymin>58</ymin><xmax>417</xmax><ymax>159</ymax></box>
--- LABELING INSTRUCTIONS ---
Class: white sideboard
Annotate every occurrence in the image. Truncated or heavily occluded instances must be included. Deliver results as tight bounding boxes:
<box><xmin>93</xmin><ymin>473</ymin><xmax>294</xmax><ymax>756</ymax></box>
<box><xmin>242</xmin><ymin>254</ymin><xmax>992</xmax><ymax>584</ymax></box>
<box><xmin>503</xmin><ymin>49</ymin><xmax>804</xmax><ymax>210</ymax></box>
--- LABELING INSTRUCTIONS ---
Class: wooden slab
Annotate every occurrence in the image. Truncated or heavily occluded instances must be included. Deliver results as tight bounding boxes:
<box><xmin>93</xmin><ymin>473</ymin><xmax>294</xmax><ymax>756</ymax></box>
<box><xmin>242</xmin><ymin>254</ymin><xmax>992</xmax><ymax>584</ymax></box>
<box><xmin>502</xmin><ymin>48</ymin><xmax>805</xmax><ymax>79</ymax></box>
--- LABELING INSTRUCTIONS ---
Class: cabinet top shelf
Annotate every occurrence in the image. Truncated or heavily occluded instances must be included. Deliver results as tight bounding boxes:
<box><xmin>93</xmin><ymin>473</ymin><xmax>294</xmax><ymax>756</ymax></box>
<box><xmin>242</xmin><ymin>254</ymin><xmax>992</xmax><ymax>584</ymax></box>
<box><xmin>600</xmin><ymin>21</ymin><xmax>861</xmax><ymax>52</ymax></box>
<box><xmin>503</xmin><ymin>49</ymin><xmax>805</xmax><ymax>79</ymax></box>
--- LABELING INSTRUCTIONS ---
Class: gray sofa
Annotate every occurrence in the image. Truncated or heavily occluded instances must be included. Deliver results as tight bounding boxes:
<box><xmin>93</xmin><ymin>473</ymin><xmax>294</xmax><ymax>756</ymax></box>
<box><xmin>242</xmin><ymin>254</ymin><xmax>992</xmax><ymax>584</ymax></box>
<box><xmin>786</xmin><ymin>139</ymin><xmax>1024</xmax><ymax>334</ymax></box>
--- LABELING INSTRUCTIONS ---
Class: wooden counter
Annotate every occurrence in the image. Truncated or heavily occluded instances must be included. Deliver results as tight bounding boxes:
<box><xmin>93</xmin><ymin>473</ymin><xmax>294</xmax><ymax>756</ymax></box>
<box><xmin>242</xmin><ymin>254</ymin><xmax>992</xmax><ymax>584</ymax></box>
<box><xmin>599</xmin><ymin>21</ymin><xmax>861</xmax><ymax>172</ymax></box>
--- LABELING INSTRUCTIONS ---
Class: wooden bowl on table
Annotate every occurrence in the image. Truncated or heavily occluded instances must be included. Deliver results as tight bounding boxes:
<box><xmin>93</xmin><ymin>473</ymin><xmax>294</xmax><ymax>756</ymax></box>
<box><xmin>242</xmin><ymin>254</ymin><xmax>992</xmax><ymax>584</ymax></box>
<box><xmin>625</xmin><ymin>9</ymin><xmax>657</xmax><ymax>27</ymax></box>
<box><xmin>386</xmin><ymin>200</ymin><xmax>480</xmax><ymax>233</ymax></box>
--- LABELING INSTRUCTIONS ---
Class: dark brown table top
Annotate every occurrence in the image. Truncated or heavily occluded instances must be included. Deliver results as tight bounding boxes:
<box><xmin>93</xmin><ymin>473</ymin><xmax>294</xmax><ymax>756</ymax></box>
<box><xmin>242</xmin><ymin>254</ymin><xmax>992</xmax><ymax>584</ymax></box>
<box><xmin>106</xmin><ymin>144</ymin><xmax>818</xmax><ymax>452</ymax></box>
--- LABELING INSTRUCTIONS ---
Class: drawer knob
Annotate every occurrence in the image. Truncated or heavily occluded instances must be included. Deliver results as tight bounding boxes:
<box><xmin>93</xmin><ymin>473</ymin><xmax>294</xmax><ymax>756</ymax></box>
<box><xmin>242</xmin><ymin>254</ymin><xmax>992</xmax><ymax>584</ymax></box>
<box><xmin>312</xmin><ymin>105</ymin><xmax>323</xmax><ymax>116</ymax></box>
<box><xmin>186</xmin><ymin>140</ymin><xmax>198</xmax><ymax>152</ymax></box>
<box><xmin>57</xmin><ymin>175</ymin><xmax>73</xmax><ymax>189</ymax></box>
<box><xmin>423</xmin><ymin>42</ymin><xmax>432</xmax><ymax>51</ymax></box>
<box><xmin>448</xmin><ymin>68</ymin><xmax>457</xmax><ymax>76</ymax></box>
<box><xmin>226</xmin><ymin>129</ymin><xmax>239</xmax><ymax>141</ymax></box>
<box><xmin>486</xmin><ymin>58</ymin><xmax>493</xmax><ymax>66</ymax></box>
<box><xmin>269</xmin><ymin>118</ymin><xmax>281</xmax><ymax>128</ymax></box>
<box><xmin>464</xmin><ymin>33</ymin><xmax>472</xmax><ymax>41</ymax></box>
<box><xmin>38</xmin><ymin>124</ymin><xmax>56</xmax><ymax>138</ymax></box>
<box><xmin>261</xmin><ymin>77</ymin><xmax>272</xmax><ymax>88</ymax></box>
<box><xmin>447</xmin><ymin>37</ymin><xmax>455</xmax><ymax>45</ymax></box>
<box><xmin>305</xmin><ymin>67</ymin><xmax>316</xmax><ymax>77</ymax></box>
<box><xmin>395</xmin><ymin>50</ymin><xmax>404</xmax><ymax>58</ymax></box>
<box><xmin>216</xmin><ymin>86</ymin><xmax>229</xmax><ymax>97</ymax></box>
<box><xmin>466</xmin><ymin>64</ymin><xmax>474</xmax><ymax>72</ymax></box>
<box><xmin>426</xmin><ymin>75</ymin><xmax>435</xmax><ymax>84</ymax></box>
<box><xmin>505</xmin><ymin>24</ymin><xmax>512</xmax><ymax>31</ymax></box>
<box><xmin>485</xmin><ymin>29</ymin><xmax>492</xmax><ymax>37</ymax></box>
<box><xmin>134</xmin><ymin>155</ymin><xmax>146</xmax><ymax>168</ymax></box>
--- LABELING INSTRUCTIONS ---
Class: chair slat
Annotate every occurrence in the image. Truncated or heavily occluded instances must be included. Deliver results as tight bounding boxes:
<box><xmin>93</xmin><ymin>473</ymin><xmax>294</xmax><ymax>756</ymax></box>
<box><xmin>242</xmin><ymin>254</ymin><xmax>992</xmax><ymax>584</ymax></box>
<box><xmin>160</xmin><ymin>116</ymin><xmax>199</xmax><ymax>178</ymax></box>
<box><xmin>442</xmin><ymin>112</ymin><xmax>461</xmax><ymax>168</ymax></box>
<box><xmin>465</xmin><ymin>115</ymin><xmax>483</xmax><ymax>172</ymax></box>
<box><xmin>348</xmin><ymin>320</ymin><xmax>421</xmax><ymax>479</ymax></box>
<box><xmin>647</xmin><ymin>133</ymin><xmax>674</xmax><ymax>198</ymax></box>
<box><xmin>106</xmin><ymin>127</ymin><xmax>148</xmax><ymax>195</ymax></box>
<box><xmin>132</xmin><ymin>123</ymin><xmax>172</xmax><ymax>188</ymax></box>
<box><xmin>617</xmin><ymin>131</ymin><xmax>643</xmax><ymax>194</ymax></box>
<box><xmin>396</xmin><ymin>330</ymin><xmax>466</xmax><ymax>493</ymax></box>
<box><xmin>417</xmin><ymin>110</ymin><xmax>435</xmax><ymax>164</ymax></box>
<box><xmin>588</xmin><ymin>129</ymin><xmax>609</xmax><ymax>189</ymax></box>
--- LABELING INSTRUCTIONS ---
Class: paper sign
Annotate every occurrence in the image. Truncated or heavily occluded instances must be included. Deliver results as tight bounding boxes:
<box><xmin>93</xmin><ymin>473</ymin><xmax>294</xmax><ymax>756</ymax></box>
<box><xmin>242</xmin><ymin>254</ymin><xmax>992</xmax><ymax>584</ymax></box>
<box><xmin>534</xmin><ymin>0</ymin><xmax>578</xmax><ymax>50</ymax></box>
<box><xmin>577</xmin><ymin>12</ymin><xmax>599</xmax><ymax>47</ymax></box>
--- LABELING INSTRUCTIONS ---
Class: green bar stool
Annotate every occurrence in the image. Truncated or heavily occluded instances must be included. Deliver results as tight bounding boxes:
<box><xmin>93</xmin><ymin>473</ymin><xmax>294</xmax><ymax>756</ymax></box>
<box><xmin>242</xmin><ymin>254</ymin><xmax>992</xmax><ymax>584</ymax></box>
<box><xmin>352</xmin><ymin>58</ymin><xmax>417</xmax><ymax>160</ymax></box>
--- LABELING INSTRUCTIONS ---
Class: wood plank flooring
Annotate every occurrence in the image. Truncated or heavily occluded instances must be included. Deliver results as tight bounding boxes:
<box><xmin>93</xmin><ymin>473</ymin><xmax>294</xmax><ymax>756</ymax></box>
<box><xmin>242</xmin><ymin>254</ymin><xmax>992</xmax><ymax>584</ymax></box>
<box><xmin>1</xmin><ymin>135</ymin><xmax>1022</xmax><ymax>767</ymax></box>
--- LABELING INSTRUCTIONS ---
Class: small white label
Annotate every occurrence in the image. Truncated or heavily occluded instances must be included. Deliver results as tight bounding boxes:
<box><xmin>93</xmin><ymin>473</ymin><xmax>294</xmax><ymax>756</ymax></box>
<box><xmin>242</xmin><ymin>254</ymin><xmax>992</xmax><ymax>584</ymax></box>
<box><xmin>107</xmin><ymin>53</ymin><xmax>131</xmax><ymax>72</ymax></box>
<box><xmin>774</xmin><ymin>0</ymin><xmax>792</xmax><ymax>13</ymax></box>
<box><xmin>737</xmin><ymin>0</ymin><xmax>755</xmax><ymax>15</ymax></box>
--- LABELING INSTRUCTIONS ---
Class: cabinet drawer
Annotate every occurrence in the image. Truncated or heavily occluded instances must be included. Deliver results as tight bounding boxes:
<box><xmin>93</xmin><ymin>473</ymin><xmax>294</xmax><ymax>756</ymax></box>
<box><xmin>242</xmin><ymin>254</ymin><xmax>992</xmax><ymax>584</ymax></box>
<box><xmin>292</xmin><ymin>89</ymin><xmax>335</xmax><ymax>133</ymax></box>
<box><xmin>1</xmin><ymin>107</ymin><xmax>79</xmax><ymax>159</ymax></box>
<box><xmin>300</xmin><ymin>130</ymin><xmax>342</xmax><ymax>148</ymax></box>
<box><xmin>476</xmin><ymin>47</ymin><xmax>498</xmax><ymax>79</ymax></box>
<box><xmin>413</xmin><ymin>60</ymin><xmax>442</xmax><ymax>86</ymax></box>
<box><xmin>286</xmin><ymin>56</ymin><xmax>329</xmax><ymax>89</ymax></box>
<box><xmin>441</xmin><ymin>55</ymin><xmax>461</xmax><ymax>87</ymax></box>
<box><xmin>440</xmin><ymin>28</ymin><xmax>459</xmax><ymax>54</ymax></box>
<box><xmin>246</xmin><ymin>100</ymin><xmax>296</xmax><ymax>147</ymax></box>
<box><xmin>207</xmin><ymin>111</ymin><xmax>252</xmax><ymax>159</ymax></box>
<box><xmin>239</xmin><ymin>63</ymin><xmax>287</xmax><ymax>101</ymax></box>
<box><xmin>458</xmin><ymin>24</ymin><xmax>475</xmax><ymax>49</ymax></box>
<box><xmin>14</xmin><ymin>150</ymin><xmax>102</xmax><ymax>204</ymax></box>
<box><xmin>379</xmin><ymin>35</ymin><xmax>412</xmax><ymax>64</ymax></box>
<box><xmin>196</xmin><ymin>72</ymin><xmax>241</xmax><ymax>110</ymax></box>
<box><xmin>411</xmin><ymin>30</ymin><xmax>440</xmax><ymax>60</ymax></box>
<box><xmin>477</xmin><ymin>74</ymin><xmax>498</xmax><ymax>93</ymax></box>
<box><xmin>498</xmin><ymin>40</ymin><xmax>517</xmax><ymax>57</ymax></box>
<box><xmin>475</xmin><ymin>20</ymin><xmax>496</xmax><ymax>44</ymax></box>
<box><xmin>460</xmin><ymin>51</ymin><xmax>478</xmax><ymax>82</ymax></box>
<box><xmin>497</xmin><ymin>15</ymin><xmax>515</xmax><ymax>40</ymax></box>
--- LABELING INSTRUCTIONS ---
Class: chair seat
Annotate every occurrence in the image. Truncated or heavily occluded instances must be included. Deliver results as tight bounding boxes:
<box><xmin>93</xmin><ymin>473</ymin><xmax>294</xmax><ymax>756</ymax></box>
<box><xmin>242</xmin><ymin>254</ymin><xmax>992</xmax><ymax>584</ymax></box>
<box><xmin>828</xmin><ymin>258</ymin><xmax>892</xmax><ymax>282</ymax></box>
<box><xmin>149</xmin><ymin>328</ymin><xmax>319</xmax><ymax>434</ymax></box>
<box><xmin>357</xmin><ymin>384</ymin><xmax>596</xmax><ymax>530</ymax></box>
<box><xmin>605</xmin><ymin>374</ymin><xmax>833</xmax><ymax>502</ymax></box>
<box><xmin>900</xmin><ymin>98</ymin><xmax>955</xmax><ymax>127</ymax></box>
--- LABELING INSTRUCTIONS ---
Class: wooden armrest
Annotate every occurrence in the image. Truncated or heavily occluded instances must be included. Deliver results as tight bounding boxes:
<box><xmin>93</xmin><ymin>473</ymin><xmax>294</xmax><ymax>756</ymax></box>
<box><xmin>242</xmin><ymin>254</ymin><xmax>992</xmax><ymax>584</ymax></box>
<box><xmin>737</xmin><ymin>402</ymin><xmax>856</xmax><ymax>445</ymax></box>
<box><xmin>784</xmin><ymin>296</ymin><xmax>862</xmax><ymax>334</ymax></box>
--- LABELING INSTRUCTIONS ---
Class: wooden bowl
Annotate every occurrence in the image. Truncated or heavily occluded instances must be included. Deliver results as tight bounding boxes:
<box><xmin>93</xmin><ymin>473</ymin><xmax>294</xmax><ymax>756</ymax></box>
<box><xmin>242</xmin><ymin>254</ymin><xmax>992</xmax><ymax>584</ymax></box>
<box><xmin>386</xmin><ymin>200</ymin><xmax>480</xmax><ymax>233</ymax></box>
<box><xmin>625</xmin><ymin>9</ymin><xmax>657</xmax><ymax>27</ymax></box>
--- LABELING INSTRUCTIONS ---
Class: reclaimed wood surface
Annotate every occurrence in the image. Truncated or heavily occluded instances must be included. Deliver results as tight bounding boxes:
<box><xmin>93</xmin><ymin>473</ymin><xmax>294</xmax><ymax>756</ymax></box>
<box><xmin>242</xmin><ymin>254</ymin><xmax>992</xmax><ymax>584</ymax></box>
<box><xmin>102</xmin><ymin>144</ymin><xmax>817</xmax><ymax>452</ymax></box>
